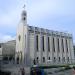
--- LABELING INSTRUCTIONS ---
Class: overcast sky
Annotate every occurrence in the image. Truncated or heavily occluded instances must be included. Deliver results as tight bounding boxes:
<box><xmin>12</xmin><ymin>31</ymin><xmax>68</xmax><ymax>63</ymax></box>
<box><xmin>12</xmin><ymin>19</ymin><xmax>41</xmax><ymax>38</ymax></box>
<box><xmin>0</xmin><ymin>0</ymin><xmax>75</xmax><ymax>43</ymax></box>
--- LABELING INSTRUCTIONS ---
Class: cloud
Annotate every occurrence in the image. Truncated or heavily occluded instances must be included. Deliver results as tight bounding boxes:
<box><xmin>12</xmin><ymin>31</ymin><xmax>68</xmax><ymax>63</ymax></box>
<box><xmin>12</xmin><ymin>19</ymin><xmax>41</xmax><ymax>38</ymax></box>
<box><xmin>0</xmin><ymin>33</ymin><xmax>15</xmax><ymax>43</ymax></box>
<box><xmin>0</xmin><ymin>0</ymin><xmax>75</xmax><ymax>43</ymax></box>
<box><xmin>27</xmin><ymin>0</ymin><xmax>75</xmax><ymax>17</ymax></box>
<box><xmin>0</xmin><ymin>9</ymin><xmax>20</xmax><ymax>26</ymax></box>
<box><xmin>0</xmin><ymin>0</ymin><xmax>75</xmax><ymax>27</ymax></box>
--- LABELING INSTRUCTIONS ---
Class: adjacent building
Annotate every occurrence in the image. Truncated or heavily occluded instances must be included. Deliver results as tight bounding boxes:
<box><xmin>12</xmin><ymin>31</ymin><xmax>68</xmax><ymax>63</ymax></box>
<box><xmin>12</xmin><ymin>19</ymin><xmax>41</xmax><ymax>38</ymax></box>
<box><xmin>0</xmin><ymin>40</ymin><xmax>16</xmax><ymax>61</ymax></box>
<box><xmin>15</xmin><ymin>8</ymin><xmax>75</xmax><ymax>66</ymax></box>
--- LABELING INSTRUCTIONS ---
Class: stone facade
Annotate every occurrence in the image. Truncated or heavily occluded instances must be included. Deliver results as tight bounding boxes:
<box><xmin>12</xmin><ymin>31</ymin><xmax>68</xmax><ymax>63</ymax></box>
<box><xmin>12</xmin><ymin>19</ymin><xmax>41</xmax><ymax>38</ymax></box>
<box><xmin>16</xmin><ymin>9</ymin><xmax>74</xmax><ymax>66</ymax></box>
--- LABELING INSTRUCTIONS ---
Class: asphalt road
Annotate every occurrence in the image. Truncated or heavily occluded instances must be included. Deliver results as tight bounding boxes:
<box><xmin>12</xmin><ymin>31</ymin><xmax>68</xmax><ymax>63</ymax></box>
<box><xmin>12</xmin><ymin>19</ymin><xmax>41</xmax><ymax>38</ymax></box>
<box><xmin>45</xmin><ymin>68</ymin><xmax>74</xmax><ymax>75</ymax></box>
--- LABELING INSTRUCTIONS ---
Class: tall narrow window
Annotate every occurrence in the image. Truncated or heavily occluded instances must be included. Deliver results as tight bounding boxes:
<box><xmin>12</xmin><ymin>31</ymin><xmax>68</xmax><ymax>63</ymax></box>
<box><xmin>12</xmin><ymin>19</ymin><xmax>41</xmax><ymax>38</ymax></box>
<box><xmin>36</xmin><ymin>35</ymin><xmax>38</xmax><ymax>51</ymax></box>
<box><xmin>36</xmin><ymin>57</ymin><xmax>39</xmax><ymax>63</ymax></box>
<box><xmin>0</xmin><ymin>44</ymin><xmax>1</xmax><ymax>48</ymax></box>
<box><xmin>57</xmin><ymin>38</ymin><xmax>60</xmax><ymax>52</ymax></box>
<box><xmin>67</xmin><ymin>57</ymin><xmax>69</xmax><ymax>62</ymax></box>
<box><xmin>62</xmin><ymin>39</ymin><xmax>64</xmax><ymax>52</ymax></box>
<box><xmin>66</xmin><ymin>39</ymin><xmax>68</xmax><ymax>52</ymax></box>
<box><xmin>53</xmin><ymin>38</ymin><xmax>55</xmax><ymax>52</ymax></box>
<box><xmin>43</xmin><ymin>57</ymin><xmax>45</xmax><ymax>62</ymax></box>
<box><xmin>54</xmin><ymin>57</ymin><xmax>56</xmax><ymax>62</ymax></box>
<box><xmin>48</xmin><ymin>37</ymin><xmax>50</xmax><ymax>52</ymax></box>
<box><xmin>58</xmin><ymin>57</ymin><xmax>60</xmax><ymax>62</ymax></box>
<box><xmin>48</xmin><ymin>57</ymin><xmax>50</xmax><ymax>60</ymax></box>
<box><xmin>42</xmin><ymin>36</ymin><xmax>44</xmax><ymax>51</ymax></box>
<box><xmin>25</xmin><ymin>35</ymin><xmax>26</xmax><ymax>48</ymax></box>
<box><xmin>63</xmin><ymin>57</ymin><xmax>65</xmax><ymax>62</ymax></box>
<box><xmin>18</xmin><ymin>35</ymin><xmax>21</xmax><ymax>41</ymax></box>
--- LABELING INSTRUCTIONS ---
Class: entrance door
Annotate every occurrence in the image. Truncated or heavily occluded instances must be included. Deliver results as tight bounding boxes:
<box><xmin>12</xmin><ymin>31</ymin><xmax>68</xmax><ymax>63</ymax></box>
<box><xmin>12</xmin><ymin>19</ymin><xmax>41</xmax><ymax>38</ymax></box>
<box><xmin>17</xmin><ymin>57</ymin><xmax>19</xmax><ymax>64</ymax></box>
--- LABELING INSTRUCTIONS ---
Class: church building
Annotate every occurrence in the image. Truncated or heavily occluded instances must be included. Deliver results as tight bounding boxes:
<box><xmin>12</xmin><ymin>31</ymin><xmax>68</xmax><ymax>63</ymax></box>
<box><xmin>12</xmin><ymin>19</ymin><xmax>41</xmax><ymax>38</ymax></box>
<box><xmin>15</xmin><ymin>7</ymin><xmax>74</xmax><ymax>66</ymax></box>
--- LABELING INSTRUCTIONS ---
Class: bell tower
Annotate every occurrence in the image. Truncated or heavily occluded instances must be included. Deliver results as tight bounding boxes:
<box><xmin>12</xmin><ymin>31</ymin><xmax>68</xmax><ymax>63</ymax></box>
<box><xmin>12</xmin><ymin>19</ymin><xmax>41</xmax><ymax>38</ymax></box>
<box><xmin>15</xmin><ymin>5</ymin><xmax>28</xmax><ymax>64</ymax></box>
<box><xmin>21</xmin><ymin>5</ymin><xmax>27</xmax><ymax>25</ymax></box>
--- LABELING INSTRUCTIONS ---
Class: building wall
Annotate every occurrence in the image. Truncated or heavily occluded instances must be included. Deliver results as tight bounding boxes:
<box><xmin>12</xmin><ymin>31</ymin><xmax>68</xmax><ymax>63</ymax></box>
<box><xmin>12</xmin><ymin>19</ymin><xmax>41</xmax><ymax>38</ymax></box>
<box><xmin>16</xmin><ymin>25</ymin><xmax>74</xmax><ymax>65</ymax></box>
<box><xmin>16</xmin><ymin>10</ymin><xmax>74</xmax><ymax>65</ymax></box>
<box><xmin>27</xmin><ymin>26</ymin><xmax>74</xmax><ymax>65</ymax></box>
<box><xmin>0</xmin><ymin>40</ymin><xmax>15</xmax><ymax>61</ymax></box>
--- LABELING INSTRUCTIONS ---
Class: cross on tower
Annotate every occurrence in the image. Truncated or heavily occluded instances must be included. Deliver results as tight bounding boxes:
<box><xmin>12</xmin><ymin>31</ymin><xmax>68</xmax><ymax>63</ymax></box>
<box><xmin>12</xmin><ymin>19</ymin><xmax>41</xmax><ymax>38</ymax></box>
<box><xmin>23</xmin><ymin>4</ymin><xmax>25</xmax><ymax>9</ymax></box>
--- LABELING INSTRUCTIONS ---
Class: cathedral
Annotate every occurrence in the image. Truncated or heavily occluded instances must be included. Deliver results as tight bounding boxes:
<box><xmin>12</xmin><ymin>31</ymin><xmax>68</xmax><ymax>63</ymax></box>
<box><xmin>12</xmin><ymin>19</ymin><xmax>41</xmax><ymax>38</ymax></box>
<box><xmin>15</xmin><ymin>7</ymin><xmax>74</xmax><ymax>66</ymax></box>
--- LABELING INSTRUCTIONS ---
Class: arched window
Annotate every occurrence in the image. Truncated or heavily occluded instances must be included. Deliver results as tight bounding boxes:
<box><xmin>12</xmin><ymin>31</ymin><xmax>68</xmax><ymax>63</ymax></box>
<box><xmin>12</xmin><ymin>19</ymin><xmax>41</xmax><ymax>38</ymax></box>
<box><xmin>59</xmin><ymin>57</ymin><xmax>60</xmax><ymax>62</ymax></box>
<box><xmin>17</xmin><ymin>57</ymin><xmax>19</xmax><ymax>64</ymax></box>
<box><xmin>18</xmin><ymin>35</ymin><xmax>21</xmax><ymax>41</ymax></box>
<box><xmin>63</xmin><ymin>57</ymin><xmax>65</xmax><ymax>62</ymax></box>
<box><xmin>23</xmin><ymin>17</ymin><xmax>26</xmax><ymax>20</ymax></box>
<box><xmin>42</xmin><ymin>36</ymin><xmax>44</xmax><ymax>51</ymax></box>
<box><xmin>36</xmin><ymin>35</ymin><xmax>38</xmax><ymax>51</ymax></box>
<box><xmin>0</xmin><ymin>44</ymin><xmax>1</xmax><ymax>48</ymax></box>
<box><xmin>67</xmin><ymin>57</ymin><xmax>69</xmax><ymax>62</ymax></box>
<box><xmin>37</xmin><ymin>57</ymin><xmax>39</xmax><ymax>63</ymax></box>
<box><xmin>43</xmin><ymin>57</ymin><xmax>45</xmax><ymax>63</ymax></box>
<box><xmin>54</xmin><ymin>57</ymin><xmax>56</xmax><ymax>62</ymax></box>
<box><xmin>48</xmin><ymin>37</ymin><xmax>50</xmax><ymax>52</ymax></box>
<box><xmin>49</xmin><ymin>57</ymin><xmax>50</xmax><ymax>60</ymax></box>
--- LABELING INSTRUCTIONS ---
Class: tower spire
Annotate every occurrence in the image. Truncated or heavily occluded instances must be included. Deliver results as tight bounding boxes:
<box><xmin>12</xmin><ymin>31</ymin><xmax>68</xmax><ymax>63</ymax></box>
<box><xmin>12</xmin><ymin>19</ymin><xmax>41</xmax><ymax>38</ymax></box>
<box><xmin>21</xmin><ymin>3</ymin><xmax>27</xmax><ymax>24</ymax></box>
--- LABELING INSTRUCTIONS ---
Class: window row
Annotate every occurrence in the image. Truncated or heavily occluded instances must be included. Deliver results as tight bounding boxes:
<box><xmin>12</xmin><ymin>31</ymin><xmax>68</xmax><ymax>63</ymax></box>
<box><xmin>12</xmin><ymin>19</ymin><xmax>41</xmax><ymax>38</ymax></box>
<box><xmin>36</xmin><ymin>35</ymin><xmax>69</xmax><ymax>53</ymax></box>
<box><xmin>35</xmin><ymin>57</ymin><xmax>70</xmax><ymax>63</ymax></box>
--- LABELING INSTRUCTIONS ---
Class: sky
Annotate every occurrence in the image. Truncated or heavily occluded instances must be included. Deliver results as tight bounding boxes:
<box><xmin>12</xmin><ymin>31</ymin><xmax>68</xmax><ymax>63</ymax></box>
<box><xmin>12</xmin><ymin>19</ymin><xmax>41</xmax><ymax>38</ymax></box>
<box><xmin>0</xmin><ymin>0</ymin><xmax>75</xmax><ymax>43</ymax></box>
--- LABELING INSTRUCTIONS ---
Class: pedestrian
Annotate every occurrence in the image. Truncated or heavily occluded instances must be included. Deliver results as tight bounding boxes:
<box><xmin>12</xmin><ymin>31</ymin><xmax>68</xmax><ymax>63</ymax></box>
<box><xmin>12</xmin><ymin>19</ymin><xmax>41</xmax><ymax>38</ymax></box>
<box><xmin>21</xmin><ymin>68</ymin><xmax>25</xmax><ymax>75</ymax></box>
